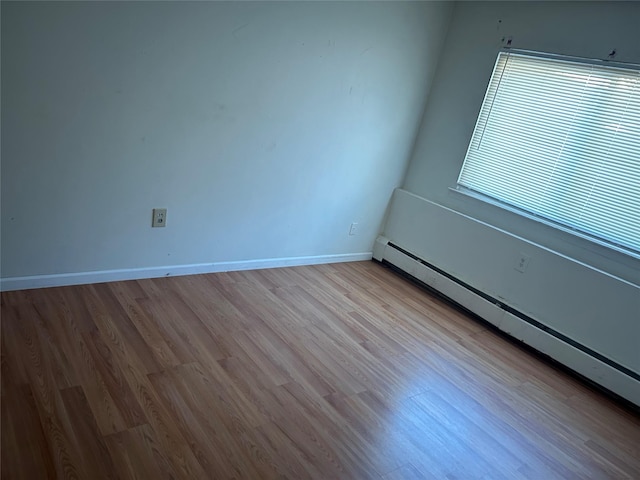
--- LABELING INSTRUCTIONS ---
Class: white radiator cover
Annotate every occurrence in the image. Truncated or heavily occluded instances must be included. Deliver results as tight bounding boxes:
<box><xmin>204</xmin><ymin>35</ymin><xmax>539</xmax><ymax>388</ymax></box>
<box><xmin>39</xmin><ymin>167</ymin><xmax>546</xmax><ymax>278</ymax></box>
<box><xmin>377</xmin><ymin>189</ymin><xmax>640</xmax><ymax>407</ymax></box>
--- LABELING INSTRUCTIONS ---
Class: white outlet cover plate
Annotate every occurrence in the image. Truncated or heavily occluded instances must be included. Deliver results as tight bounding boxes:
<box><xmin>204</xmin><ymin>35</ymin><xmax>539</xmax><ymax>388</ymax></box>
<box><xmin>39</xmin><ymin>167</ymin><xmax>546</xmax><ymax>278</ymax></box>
<box><xmin>152</xmin><ymin>208</ymin><xmax>167</xmax><ymax>227</ymax></box>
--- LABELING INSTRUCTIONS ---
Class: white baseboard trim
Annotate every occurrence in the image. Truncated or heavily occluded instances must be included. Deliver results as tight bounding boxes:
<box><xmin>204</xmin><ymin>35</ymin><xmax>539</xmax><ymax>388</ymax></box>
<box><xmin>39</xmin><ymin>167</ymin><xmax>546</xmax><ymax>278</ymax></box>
<box><xmin>0</xmin><ymin>252</ymin><xmax>373</xmax><ymax>292</ymax></box>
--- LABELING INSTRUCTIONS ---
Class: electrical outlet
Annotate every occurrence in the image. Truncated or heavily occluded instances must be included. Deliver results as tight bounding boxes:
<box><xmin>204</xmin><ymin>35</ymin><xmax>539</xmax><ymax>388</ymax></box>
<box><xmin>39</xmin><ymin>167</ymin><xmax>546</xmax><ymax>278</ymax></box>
<box><xmin>349</xmin><ymin>222</ymin><xmax>358</xmax><ymax>236</ymax></box>
<box><xmin>152</xmin><ymin>208</ymin><xmax>167</xmax><ymax>227</ymax></box>
<box><xmin>514</xmin><ymin>252</ymin><xmax>530</xmax><ymax>273</ymax></box>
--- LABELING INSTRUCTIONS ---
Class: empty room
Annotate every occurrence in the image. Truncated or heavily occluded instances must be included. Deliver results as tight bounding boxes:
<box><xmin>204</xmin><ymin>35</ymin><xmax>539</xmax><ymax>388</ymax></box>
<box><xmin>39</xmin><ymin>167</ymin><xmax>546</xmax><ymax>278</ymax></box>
<box><xmin>1</xmin><ymin>1</ymin><xmax>639</xmax><ymax>479</ymax></box>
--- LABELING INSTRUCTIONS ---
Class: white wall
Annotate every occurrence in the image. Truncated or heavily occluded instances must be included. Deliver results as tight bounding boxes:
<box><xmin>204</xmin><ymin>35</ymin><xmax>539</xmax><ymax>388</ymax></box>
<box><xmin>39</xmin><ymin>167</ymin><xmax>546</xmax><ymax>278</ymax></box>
<box><xmin>1</xmin><ymin>1</ymin><xmax>453</xmax><ymax>286</ymax></box>
<box><xmin>380</xmin><ymin>2</ymin><xmax>640</xmax><ymax>393</ymax></box>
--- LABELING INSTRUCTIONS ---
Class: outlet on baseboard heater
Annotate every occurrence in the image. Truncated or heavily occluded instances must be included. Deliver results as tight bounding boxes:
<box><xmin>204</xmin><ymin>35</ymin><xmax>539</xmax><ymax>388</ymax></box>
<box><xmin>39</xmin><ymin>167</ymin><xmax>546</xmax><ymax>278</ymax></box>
<box><xmin>373</xmin><ymin>237</ymin><xmax>640</xmax><ymax>407</ymax></box>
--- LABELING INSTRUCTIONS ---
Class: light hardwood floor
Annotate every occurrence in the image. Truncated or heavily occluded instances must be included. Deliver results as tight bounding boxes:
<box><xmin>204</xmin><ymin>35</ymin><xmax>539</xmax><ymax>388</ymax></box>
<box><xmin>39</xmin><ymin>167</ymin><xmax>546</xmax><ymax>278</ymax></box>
<box><xmin>2</xmin><ymin>261</ymin><xmax>639</xmax><ymax>479</ymax></box>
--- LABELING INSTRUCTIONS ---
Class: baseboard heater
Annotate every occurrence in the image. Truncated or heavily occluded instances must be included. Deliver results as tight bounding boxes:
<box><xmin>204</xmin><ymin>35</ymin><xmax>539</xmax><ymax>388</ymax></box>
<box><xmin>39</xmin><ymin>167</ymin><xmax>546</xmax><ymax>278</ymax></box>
<box><xmin>373</xmin><ymin>237</ymin><xmax>640</xmax><ymax>408</ymax></box>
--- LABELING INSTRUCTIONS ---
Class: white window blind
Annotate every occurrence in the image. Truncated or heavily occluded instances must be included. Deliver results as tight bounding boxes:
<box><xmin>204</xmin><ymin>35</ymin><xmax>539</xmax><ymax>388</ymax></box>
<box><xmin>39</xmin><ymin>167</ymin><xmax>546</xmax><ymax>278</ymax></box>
<box><xmin>457</xmin><ymin>51</ymin><xmax>640</xmax><ymax>255</ymax></box>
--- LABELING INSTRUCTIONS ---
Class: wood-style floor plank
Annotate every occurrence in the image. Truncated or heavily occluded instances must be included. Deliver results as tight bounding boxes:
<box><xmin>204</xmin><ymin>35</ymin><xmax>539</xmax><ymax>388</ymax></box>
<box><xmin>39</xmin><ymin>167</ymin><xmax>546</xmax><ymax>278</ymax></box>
<box><xmin>2</xmin><ymin>261</ymin><xmax>639</xmax><ymax>479</ymax></box>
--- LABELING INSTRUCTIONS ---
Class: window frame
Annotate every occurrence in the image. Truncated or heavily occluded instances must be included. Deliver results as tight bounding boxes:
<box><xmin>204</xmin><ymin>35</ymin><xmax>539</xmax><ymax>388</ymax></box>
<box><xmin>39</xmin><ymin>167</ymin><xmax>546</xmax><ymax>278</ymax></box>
<box><xmin>453</xmin><ymin>49</ymin><xmax>640</xmax><ymax>259</ymax></box>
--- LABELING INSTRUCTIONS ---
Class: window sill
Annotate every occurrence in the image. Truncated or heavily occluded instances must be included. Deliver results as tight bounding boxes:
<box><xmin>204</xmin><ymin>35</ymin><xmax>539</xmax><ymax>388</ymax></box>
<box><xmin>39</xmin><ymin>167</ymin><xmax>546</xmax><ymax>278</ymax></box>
<box><xmin>448</xmin><ymin>186</ymin><xmax>640</xmax><ymax>262</ymax></box>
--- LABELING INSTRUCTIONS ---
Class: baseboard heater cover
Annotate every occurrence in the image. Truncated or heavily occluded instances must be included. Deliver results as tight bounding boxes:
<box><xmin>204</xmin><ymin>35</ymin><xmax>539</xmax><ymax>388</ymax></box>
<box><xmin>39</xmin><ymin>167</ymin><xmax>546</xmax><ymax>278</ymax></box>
<box><xmin>376</xmin><ymin>239</ymin><xmax>640</xmax><ymax>408</ymax></box>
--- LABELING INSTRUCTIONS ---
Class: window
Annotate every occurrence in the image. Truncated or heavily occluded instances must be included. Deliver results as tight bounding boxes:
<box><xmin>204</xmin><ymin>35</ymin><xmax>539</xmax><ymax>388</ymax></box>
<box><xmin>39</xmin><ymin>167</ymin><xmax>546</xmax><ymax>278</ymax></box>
<box><xmin>457</xmin><ymin>51</ymin><xmax>640</xmax><ymax>255</ymax></box>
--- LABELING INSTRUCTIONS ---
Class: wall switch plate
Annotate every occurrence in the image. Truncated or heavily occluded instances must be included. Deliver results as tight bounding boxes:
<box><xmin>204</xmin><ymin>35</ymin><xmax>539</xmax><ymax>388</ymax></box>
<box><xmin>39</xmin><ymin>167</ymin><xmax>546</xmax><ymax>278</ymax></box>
<box><xmin>349</xmin><ymin>222</ymin><xmax>358</xmax><ymax>236</ymax></box>
<box><xmin>152</xmin><ymin>208</ymin><xmax>167</xmax><ymax>227</ymax></box>
<box><xmin>515</xmin><ymin>252</ymin><xmax>530</xmax><ymax>273</ymax></box>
